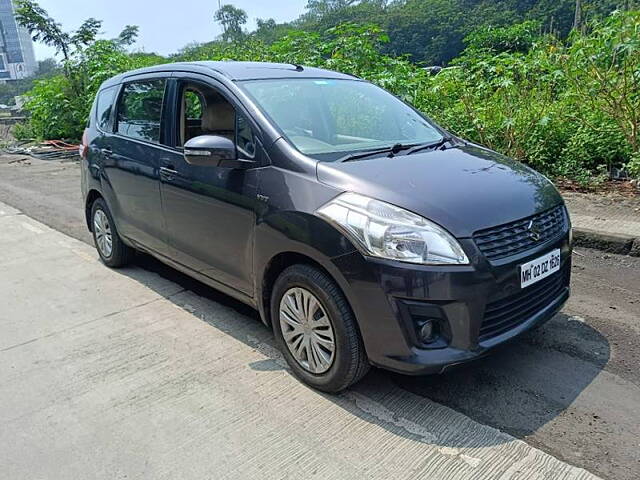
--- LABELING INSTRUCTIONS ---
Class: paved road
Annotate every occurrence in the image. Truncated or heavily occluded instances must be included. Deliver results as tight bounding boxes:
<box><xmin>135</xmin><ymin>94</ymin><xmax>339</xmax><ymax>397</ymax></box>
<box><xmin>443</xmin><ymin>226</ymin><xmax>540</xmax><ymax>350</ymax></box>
<box><xmin>0</xmin><ymin>154</ymin><xmax>91</xmax><ymax>244</ymax></box>
<box><xmin>0</xmin><ymin>203</ymin><xmax>601</xmax><ymax>480</ymax></box>
<box><xmin>0</xmin><ymin>154</ymin><xmax>639</xmax><ymax>479</ymax></box>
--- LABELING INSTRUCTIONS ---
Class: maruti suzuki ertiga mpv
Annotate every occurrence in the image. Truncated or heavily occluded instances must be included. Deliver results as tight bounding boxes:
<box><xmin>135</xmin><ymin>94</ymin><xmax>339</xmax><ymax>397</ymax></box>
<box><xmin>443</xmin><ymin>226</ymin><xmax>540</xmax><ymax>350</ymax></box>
<box><xmin>80</xmin><ymin>62</ymin><xmax>572</xmax><ymax>392</ymax></box>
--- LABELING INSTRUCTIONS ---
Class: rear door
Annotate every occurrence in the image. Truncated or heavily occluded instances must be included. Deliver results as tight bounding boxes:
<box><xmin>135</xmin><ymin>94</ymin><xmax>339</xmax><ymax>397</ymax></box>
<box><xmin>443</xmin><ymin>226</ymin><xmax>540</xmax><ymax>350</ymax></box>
<box><xmin>100</xmin><ymin>74</ymin><xmax>171</xmax><ymax>256</ymax></box>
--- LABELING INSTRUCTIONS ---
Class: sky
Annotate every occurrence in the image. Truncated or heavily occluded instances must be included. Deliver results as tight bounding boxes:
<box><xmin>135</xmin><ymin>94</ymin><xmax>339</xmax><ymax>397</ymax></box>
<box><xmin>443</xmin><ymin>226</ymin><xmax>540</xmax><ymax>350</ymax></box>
<box><xmin>31</xmin><ymin>0</ymin><xmax>309</xmax><ymax>60</ymax></box>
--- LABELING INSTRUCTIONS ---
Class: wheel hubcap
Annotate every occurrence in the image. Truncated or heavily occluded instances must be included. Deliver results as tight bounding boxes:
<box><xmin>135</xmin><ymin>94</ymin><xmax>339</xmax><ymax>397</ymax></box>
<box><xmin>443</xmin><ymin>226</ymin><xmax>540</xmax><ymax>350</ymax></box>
<box><xmin>93</xmin><ymin>209</ymin><xmax>113</xmax><ymax>258</ymax></box>
<box><xmin>279</xmin><ymin>287</ymin><xmax>335</xmax><ymax>374</ymax></box>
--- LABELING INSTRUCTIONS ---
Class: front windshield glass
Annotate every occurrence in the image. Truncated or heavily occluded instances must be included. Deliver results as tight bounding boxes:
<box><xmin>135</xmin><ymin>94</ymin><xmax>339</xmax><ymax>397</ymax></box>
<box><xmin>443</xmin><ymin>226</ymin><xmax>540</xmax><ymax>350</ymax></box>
<box><xmin>239</xmin><ymin>78</ymin><xmax>443</xmax><ymax>160</ymax></box>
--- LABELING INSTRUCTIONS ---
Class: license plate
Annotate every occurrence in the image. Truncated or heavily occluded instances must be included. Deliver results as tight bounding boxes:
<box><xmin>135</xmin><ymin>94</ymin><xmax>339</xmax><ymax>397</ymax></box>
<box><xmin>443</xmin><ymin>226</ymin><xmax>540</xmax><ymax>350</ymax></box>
<box><xmin>520</xmin><ymin>249</ymin><xmax>561</xmax><ymax>288</ymax></box>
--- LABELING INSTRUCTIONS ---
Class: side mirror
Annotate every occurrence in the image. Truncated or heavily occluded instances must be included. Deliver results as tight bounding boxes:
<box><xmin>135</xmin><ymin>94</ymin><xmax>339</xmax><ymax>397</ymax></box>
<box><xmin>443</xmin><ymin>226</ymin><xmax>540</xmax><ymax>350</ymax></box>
<box><xmin>183</xmin><ymin>135</ymin><xmax>254</xmax><ymax>169</ymax></box>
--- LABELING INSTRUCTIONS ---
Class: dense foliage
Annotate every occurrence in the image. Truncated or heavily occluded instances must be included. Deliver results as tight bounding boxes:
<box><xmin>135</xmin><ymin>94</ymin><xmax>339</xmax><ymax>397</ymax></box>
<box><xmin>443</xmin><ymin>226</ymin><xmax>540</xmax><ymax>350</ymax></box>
<box><xmin>254</xmin><ymin>0</ymin><xmax>637</xmax><ymax>65</ymax></box>
<box><xmin>419</xmin><ymin>13</ymin><xmax>640</xmax><ymax>182</ymax></box>
<box><xmin>14</xmin><ymin>1</ymin><xmax>640</xmax><ymax>182</ymax></box>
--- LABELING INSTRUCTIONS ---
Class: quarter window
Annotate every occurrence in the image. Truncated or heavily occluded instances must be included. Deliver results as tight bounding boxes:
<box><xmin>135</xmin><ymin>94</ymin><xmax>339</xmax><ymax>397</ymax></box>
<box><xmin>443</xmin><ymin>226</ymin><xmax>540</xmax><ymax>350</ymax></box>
<box><xmin>116</xmin><ymin>80</ymin><xmax>166</xmax><ymax>143</ymax></box>
<box><xmin>237</xmin><ymin>114</ymin><xmax>256</xmax><ymax>158</ymax></box>
<box><xmin>95</xmin><ymin>86</ymin><xmax>117</xmax><ymax>132</ymax></box>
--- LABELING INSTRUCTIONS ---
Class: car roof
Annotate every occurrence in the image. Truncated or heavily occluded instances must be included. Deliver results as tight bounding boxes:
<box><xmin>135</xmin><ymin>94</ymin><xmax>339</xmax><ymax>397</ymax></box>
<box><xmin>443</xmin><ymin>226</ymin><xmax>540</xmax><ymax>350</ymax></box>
<box><xmin>101</xmin><ymin>61</ymin><xmax>357</xmax><ymax>87</ymax></box>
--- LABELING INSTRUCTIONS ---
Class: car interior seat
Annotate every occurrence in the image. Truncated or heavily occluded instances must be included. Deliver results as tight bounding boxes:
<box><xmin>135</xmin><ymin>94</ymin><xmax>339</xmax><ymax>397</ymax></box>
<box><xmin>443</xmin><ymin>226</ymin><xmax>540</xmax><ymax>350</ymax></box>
<box><xmin>201</xmin><ymin>95</ymin><xmax>235</xmax><ymax>142</ymax></box>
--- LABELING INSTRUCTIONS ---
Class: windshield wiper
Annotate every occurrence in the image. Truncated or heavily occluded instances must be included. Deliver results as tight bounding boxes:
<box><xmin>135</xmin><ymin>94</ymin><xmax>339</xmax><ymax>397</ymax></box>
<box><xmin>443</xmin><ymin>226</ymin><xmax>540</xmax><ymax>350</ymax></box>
<box><xmin>406</xmin><ymin>136</ymin><xmax>455</xmax><ymax>155</ymax></box>
<box><xmin>338</xmin><ymin>143</ymin><xmax>420</xmax><ymax>163</ymax></box>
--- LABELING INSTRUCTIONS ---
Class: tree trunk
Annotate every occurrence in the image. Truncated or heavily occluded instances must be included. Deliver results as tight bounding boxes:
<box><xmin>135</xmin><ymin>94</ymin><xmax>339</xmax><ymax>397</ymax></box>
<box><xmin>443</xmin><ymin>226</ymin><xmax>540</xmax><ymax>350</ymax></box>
<box><xmin>573</xmin><ymin>0</ymin><xmax>582</xmax><ymax>31</ymax></box>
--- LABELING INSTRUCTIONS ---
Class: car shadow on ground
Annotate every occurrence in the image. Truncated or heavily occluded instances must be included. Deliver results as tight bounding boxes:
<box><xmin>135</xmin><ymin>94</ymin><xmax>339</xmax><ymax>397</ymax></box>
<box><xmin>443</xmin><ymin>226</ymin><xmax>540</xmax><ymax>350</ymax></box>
<box><xmin>389</xmin><ymin>313</ymin><xmax>610</xmax><ymax>440</ymax></box>
<box><xmin>123</xmin><ymin>252</ymin><xmax>610</xmax><ymax>449</ymax></box>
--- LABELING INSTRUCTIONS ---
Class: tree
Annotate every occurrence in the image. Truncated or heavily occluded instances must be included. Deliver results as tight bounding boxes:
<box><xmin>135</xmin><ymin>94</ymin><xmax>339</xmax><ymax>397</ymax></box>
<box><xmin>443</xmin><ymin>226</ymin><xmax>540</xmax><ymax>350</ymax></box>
<box><xmin>14</xmin><ymin>0</ymin><xmax>72</xmax><ymax>60</ymax></box>
<box><xmin>252</xmin><ymin>18</ymin><xmax>293</xmax><ymax>44</ymax></box>
<box><xmin>70</xmin><ymin>18</ymin><xmax>102</xmax><ymax>49</ymax></box>
<box><xmin>114</xmin><ymin>25</ymin><xmax>140</xmax><ymax>47</ymax></box>
<box><xmin>304</xmin><ymin>0</ymin><xmax>361</xmax><ymax>19</ymax></box>
<box><xmin>16</xmin><ymin>1</ymin><xmax>141</xmax><ymax>59</ymax></box>
<box><xmin>15</xmin><ymin>1</ymin><xmax>139</xmax><ymax>70</ymax></box>
<box><xmin>214</xmin><ymin>4</ymin><xmax>248</xmax><ymax>43</ymax></box>
<box><xmin>574</xmin><ymin>0</ymin><xmax>582</xmax><ymax>31</ymax></box>
<box><xmin>36</xmin><ymin>58</ymin><xmax>58</xmax><ymax>76</ymax></box>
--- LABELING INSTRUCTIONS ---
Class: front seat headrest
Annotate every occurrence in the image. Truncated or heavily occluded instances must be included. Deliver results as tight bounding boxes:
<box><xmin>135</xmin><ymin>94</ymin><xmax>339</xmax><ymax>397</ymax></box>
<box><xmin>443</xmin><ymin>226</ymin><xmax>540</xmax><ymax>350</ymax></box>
<box><xmin>201</xmin><ymin>99</ymin><xmax>235</xmax><ymax>133</ymax></box>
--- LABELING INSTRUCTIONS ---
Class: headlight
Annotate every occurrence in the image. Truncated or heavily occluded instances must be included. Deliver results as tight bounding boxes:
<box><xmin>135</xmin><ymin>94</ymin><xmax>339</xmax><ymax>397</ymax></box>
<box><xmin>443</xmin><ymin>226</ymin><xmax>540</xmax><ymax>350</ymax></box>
<box><xmin>316</xmin><ymin>192</ymin><xmax>469</xmax><ymax>265</ymax></box>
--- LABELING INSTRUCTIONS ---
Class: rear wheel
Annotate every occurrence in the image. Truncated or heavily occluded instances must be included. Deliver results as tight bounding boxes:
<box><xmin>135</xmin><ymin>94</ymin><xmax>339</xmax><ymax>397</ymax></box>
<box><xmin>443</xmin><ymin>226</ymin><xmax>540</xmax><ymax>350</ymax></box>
<box><xmin>90</xmin><ymin>198</ymin><xmax>134</xmax><ymax>268</ymax></box>
<box><xmin>271</xmin><ymin>264</ymin><xmax>369</xmax><ymax>392</ymax></box>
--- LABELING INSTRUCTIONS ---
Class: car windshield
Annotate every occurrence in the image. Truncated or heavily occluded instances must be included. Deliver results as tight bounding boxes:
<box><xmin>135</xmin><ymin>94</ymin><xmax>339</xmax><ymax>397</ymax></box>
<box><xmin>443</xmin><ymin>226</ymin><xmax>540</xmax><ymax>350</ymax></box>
<box><xmin>239</xmin><ymin>78</ymin><xmax>443</xmax><ymax>160</ymax></box>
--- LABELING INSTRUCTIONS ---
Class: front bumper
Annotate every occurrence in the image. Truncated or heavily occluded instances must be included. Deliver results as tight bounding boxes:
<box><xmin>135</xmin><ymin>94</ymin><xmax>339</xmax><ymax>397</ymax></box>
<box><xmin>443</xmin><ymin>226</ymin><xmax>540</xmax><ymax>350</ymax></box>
<box><xmin>331</xmin><ymin>232</ymin><xmax>572</xmax><ymax>375</ymax></box>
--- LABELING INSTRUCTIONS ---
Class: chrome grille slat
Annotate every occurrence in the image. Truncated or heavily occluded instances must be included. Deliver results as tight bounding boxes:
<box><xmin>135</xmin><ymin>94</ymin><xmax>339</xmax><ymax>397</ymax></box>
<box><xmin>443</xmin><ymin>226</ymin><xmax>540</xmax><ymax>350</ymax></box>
<box><xmin>473</xmin><ymin>206</ymin><xmax>566</xmax><ymax>261</ymax></box>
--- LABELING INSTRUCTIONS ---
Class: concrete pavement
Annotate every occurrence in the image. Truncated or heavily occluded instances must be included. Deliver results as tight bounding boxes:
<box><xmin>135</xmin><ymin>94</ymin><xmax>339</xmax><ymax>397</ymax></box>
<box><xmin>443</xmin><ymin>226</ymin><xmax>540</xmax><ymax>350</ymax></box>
<box><xmin>0</xmin><ymin>203</ymin><xmax>601</xmax><ymax>479</ymax></box>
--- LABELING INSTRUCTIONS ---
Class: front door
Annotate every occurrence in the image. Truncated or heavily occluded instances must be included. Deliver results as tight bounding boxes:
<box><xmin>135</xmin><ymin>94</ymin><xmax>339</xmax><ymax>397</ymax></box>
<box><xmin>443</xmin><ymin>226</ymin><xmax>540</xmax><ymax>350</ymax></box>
<box><xmin>160</xmin><ymin>77</ymin><xmax>261</xmax><ymax>295</ymax></box>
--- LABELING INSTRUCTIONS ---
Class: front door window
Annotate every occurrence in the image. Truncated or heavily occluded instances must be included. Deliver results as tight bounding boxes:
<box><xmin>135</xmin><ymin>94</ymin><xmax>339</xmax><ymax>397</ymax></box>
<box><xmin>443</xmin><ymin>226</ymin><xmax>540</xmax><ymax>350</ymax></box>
<box><xmin>177</xmin><ymin>81</ymin><xmax>255</xmax><ymax>159</ymax></box>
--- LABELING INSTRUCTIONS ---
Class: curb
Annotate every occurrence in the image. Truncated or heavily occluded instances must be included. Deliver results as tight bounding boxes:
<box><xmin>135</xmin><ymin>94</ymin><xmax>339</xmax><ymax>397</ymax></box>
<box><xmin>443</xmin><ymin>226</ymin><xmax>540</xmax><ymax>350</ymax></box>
<box><xmin>573</xmin><ymin>228</ymin><xmax>640</xmax><ymax>257</ymax></box>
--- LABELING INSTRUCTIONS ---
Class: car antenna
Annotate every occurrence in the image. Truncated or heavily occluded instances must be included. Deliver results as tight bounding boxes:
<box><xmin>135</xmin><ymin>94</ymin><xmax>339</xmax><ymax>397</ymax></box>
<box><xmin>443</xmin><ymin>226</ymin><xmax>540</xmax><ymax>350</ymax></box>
<box><xmin>292</xmin><ymin>64</ymin><xmax>304</xmax><ymax>72</ymax></box>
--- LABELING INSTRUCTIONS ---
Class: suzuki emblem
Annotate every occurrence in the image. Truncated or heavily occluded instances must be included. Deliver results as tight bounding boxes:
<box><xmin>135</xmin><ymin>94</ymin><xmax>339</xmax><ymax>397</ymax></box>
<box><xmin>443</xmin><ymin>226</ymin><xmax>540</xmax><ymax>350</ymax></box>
<box><xmin>527</xmin><ymin>220</ymin><xmax>542</xmax><ymax>242</ymax></box>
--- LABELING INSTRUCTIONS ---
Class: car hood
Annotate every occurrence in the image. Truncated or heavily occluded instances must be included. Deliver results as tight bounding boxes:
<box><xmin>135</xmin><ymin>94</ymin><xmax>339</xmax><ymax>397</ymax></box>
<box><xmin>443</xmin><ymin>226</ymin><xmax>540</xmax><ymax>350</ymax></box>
<box><xmin>316</xmin><ymin>145</ymin><xmax>563</xmax><ymax>238</ymax></box>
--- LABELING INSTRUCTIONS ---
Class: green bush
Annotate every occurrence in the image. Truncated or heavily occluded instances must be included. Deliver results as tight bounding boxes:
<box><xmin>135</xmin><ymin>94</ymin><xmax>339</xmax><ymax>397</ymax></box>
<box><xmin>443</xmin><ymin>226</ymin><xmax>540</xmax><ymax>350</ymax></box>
<box><xmin>22</xmin><ymin>74</ymin><xmax>85</xmax><ymax>140</ymax></box>
<box><xmin>12</xmin><ymin>121</ymin><xmax>36</xmax><ymax>141</ymax></box>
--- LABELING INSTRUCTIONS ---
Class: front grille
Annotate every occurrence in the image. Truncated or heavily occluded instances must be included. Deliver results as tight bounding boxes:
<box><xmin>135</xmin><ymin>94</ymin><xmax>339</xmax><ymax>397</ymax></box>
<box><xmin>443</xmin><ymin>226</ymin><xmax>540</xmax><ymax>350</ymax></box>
<box><xmin>479</xmin><ymin>267</ymin><xmax>568</xmax><ymax>342</ymax></box>
<box><xmin>474</xmin><ymin>206</ymin><xmax>566</xmax><ymax>261</ymax></box>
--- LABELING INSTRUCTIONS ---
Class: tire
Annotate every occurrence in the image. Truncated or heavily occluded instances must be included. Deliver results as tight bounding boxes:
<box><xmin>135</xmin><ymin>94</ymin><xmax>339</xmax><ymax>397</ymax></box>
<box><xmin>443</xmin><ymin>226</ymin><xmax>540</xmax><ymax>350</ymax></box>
<box><xmin>90</xmin><ymin>198</ymin><xmax>134</xmax><ymax>268</ymax></box>
<box><xmin>271</xmin><ymin>264</ymin><xmax>370</xmax><ymax>392</ymax></box>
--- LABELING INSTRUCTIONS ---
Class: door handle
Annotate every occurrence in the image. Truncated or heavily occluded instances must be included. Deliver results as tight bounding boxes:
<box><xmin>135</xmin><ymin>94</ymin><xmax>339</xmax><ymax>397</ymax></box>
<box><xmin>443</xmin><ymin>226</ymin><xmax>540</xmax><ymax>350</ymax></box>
<box><xmin>160</xmin><ymin>166</ymin><xmax>179</xmax><ymax>181</ymax></box>
<box><xmin>100</xmin><ymin>147</ymin><xmax>112</xmax><ymax>157</ymax></box>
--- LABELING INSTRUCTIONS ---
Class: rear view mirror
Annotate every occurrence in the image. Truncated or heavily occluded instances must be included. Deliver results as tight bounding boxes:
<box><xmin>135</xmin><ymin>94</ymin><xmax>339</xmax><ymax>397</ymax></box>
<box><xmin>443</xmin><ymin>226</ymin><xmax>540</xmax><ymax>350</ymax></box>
<box><xmin>183</xmin><ymin>135</ymin><xmax>254</xmax><ymax>169</ymax></box>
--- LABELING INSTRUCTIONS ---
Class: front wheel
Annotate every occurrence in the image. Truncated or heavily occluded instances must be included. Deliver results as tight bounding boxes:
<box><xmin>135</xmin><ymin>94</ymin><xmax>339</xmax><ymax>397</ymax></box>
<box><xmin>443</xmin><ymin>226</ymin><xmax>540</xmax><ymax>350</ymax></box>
<box><xmin>90</xmin><ymin>198</ymin><xmax>134</xmax><ymax>268</ymax></box>
<box><xmin>271</xmin><ymin>264</ymin><xmax>370</xmax><ymax>392</ymax></box>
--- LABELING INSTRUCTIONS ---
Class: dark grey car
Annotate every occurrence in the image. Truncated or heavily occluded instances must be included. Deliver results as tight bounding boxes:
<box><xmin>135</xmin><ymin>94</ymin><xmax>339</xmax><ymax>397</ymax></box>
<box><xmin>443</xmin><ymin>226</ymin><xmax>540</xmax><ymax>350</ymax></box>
<box><xmin>80</xmin><ymin>61</ymin><xmax>572</xmax><ymax>392</ymax></box>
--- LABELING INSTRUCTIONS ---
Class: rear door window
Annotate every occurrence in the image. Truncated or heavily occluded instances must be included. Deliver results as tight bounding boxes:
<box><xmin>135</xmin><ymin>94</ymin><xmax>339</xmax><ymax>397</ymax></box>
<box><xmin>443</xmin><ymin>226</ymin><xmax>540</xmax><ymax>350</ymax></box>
<box><xmin>116</xmin><ymin>79</ymin><xmax>166</xmax><ymax>144</ymax></box>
